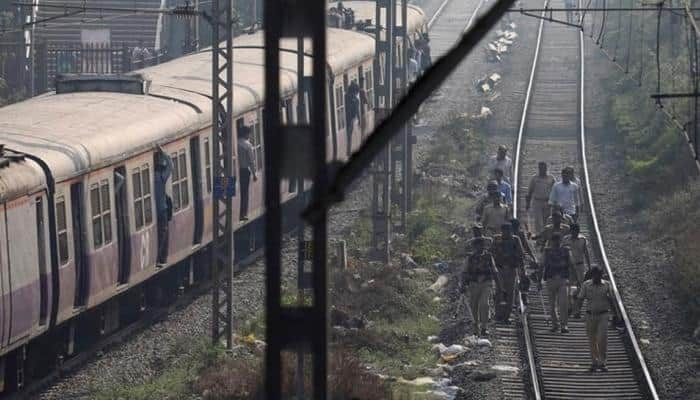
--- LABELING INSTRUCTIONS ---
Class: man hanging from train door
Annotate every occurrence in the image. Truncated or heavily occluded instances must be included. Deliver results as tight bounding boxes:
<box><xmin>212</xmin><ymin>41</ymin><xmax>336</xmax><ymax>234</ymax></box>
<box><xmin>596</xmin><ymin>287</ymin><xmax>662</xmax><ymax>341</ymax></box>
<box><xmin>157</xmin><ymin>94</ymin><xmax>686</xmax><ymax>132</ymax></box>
<box><xmin>541</xmin><ymin>232</ymin><xmax>574</xmax><ymax>333</ymax></box>
<box><xmin>155</xmin><ymin>146</ymin><xmax>173</xmax><ymax>268</ymax></box>
<box><xmin>526</xmin><ymin>161</ymin><xmax>555</xmax><ymax>235</ymax></box>
<box><xmin>576</xmin><ymin>267</ymin><xmax>619</xmax><ymax>372</ymax></box>
<box><xmin>238</xmin><ymin>125</ymin><xmax>258</xmax><ymax>221</ymax></box>
<box><xmin>491</xmin><ymin>223</ymin><xmax>525</xmax><ymax>323</ymax></box>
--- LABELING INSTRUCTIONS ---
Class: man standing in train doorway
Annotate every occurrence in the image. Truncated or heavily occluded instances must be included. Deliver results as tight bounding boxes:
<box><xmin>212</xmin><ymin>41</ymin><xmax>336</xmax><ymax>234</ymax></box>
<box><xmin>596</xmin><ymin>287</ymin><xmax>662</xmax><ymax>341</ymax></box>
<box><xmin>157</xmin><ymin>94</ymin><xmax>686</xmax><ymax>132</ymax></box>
<box><xmin>526</xmin><ymin>161</ymin><xmax>555</xmax><ymax>235</ymax></box>
<box><xmin>155</xmin><ymin>146</ymin><xmax>173</xmax><ymax>268</ymax></box>
<box><xmin>541</xmin><ymin>232</ymin><xmax>573</xmax><ymax>333</ymax></box>
<box><xmin>238</xmin><ymin>125</ymin><xmax>258</xmax><ymax>221</ymax></box>
<box><xmin>576</xmin><ymin>267</ymin><xmax>618</xmax><ymax>372</ymax></box>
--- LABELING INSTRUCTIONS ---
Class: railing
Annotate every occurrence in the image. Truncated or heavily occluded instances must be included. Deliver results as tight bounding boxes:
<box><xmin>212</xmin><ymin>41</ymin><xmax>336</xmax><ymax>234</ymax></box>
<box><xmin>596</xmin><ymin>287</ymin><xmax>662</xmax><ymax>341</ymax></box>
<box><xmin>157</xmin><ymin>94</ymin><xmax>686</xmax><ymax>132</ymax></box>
<box><xmin>42</xmin><ymin>42</ymin><xmax>169</xmax><ymax>91</ymax></box>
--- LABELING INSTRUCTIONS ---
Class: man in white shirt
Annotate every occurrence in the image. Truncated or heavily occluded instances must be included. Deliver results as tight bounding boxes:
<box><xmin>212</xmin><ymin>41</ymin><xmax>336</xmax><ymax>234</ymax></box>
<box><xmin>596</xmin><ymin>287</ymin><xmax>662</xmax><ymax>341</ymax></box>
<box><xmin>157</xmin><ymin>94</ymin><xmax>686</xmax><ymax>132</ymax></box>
<box><xmin>548</xmin><ymin>168</ymin><xmax>580</xmax><ymax>222</ymax></box>
<box><xmin>526</xmin><ymin>161</ymin><xmax>556</xmax><ymax>235</ymax></box>
<box><xmin>487</xmin><ymin>145</ymin><xmax>513</xmax><ymax>182</ymax></box>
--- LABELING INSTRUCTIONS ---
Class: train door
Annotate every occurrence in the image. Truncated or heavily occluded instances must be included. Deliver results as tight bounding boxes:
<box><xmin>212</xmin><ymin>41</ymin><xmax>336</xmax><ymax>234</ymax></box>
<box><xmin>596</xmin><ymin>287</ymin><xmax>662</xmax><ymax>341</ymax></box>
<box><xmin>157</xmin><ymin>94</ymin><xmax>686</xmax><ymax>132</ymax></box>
<box><xmin>190</xmin><ymin>137</ymin><xmax>203</xmax><ymax>245</ymax></box>
<box><xmin>35</xmin><ymin>197</ymin><xmax>49</xmax><ymax>326</ymax></box>
<box><xmin>114</xmin><ymin>167</ymin><xmax>131</xmax><ymax>284</ymax></box>
<box><xmin>71</xmin><ymin>182</ymin><xmax>89</xmax><ymax>307</ymax></box>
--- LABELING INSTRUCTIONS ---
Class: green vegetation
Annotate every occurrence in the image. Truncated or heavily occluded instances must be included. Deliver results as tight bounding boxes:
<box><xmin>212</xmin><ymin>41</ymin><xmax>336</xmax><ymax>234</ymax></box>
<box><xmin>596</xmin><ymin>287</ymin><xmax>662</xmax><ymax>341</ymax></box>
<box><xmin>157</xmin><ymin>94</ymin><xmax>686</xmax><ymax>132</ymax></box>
<box><xmin>596</xmin><ymin>8</ymin><xmax>700</xmax><ymax>330</ymax></box>
<box><xmin>644</xmin><ymin>184</ymin><xmax>700</xmax><ymax>326</ymax></box>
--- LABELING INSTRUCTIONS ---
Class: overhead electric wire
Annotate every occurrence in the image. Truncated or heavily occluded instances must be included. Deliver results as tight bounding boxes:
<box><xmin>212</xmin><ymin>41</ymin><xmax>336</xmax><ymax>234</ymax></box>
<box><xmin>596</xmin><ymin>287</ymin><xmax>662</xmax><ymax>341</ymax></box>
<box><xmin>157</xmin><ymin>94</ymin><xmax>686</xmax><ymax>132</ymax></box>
<box><xmin>596</xmin><ymin>0</ymin><xmax>608</xmax><ymax>44</ymax></box>
<box><xmin>625</xmin><ymin>0</ymin><xmax>633</xmax><ymax>72</ymax></box>
<box><xmin>639</xmin><ymin>4</ymin><xmax>646</xmax><ymax>84</ymax></box>
<box><xmin>613</xmin><ymin>0</ymin><xmax>623</xmax><ymax>60</ymax></box>
<box><xmin>656</xmin><ymin>1</ymin><xmax>664</xmax><ymax>106</ymax></box>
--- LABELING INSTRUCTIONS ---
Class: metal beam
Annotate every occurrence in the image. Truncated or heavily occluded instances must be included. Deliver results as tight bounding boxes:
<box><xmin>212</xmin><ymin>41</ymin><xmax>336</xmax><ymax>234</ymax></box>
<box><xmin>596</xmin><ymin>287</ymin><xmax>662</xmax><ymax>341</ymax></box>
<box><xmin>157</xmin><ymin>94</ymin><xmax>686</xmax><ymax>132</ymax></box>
<box><xmin>391</xmin><ymin>0</ymin><xmax>413</xmax><ymax>231</ymax></box>
<box><xmin>371</xmin><ymin>0</ymin><xmax>395</xmax><ymax>263</ymax></box>
<box><xmin>265</xmin><ymin>0</ymin><xmax>328</xmax><ymax>398</ymax></box>
<box><xmin>304</xmin><ymin>0</ymin><xmax>518</xmax><ymax>219</ymax></box>
<box><xmin>210</xmin><ymin>0</ymin><xmax>235</xmax><ymax>350</ymax></box>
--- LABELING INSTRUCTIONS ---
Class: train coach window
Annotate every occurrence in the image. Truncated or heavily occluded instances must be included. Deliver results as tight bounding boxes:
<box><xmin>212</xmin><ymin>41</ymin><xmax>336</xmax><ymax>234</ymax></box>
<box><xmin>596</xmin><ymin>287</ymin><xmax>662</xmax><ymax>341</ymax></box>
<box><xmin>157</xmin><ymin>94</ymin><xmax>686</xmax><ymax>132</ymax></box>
<box><xmin>90</xmin><ymin>180</ymin><xmax>112</xmax><ymax>249</ymax></box>
<box><xmin>364</xmin><ymin>68</ymin><xmax>374</xmax><ymax>110</ymax></box>
<box><xmin>171</xmin><ymin>150</ymin><xmax>190</xmax><ymax>212</ymax></box>
<box><xmin>132</xmin><ymin>164</ymin><xmax>153</xmax><ymax>229</ymax></box>
<box><xmin>334</xmin><ymin>85</ymin><xmax>346</xmax><ymax>132</ymax></box>
<box><xmin>204</xmin><ymin>138</ymin><xmax>212</xmax><ymax>193</ymax></box>
<box><xmin>56</xmin><ymin>196</ymin><xmax>69</xmax><ymax>265</ymax></box>
<box><xmin>251</xmin><ymin>119</ymin><xmax>264</xmax><ymax>172</ymax></box>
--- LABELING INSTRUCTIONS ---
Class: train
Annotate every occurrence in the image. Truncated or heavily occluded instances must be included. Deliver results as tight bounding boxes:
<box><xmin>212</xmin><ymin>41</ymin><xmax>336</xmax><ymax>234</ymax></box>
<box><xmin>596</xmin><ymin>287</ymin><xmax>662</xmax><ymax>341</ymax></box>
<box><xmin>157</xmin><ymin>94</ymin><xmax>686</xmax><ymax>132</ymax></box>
<box><xmin>0</xmin><ymin>0</ymin><xmax>427</xmax><ymax>391</ymax></box>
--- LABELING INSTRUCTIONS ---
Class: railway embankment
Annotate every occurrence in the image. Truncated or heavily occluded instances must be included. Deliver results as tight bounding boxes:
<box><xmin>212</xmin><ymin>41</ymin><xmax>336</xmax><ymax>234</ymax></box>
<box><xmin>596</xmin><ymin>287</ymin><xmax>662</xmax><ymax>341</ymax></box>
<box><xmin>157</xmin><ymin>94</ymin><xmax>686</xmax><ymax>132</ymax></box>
<box><xmin>584</xmin><ymin>38</ymin><xmax>700</xmax><ymax>399</ymax></box>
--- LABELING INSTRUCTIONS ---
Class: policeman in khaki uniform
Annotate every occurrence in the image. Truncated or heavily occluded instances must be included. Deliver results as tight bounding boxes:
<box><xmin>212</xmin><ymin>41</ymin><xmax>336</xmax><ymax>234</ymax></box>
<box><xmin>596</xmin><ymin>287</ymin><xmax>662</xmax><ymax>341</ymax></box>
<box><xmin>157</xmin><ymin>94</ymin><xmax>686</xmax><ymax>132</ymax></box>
<box><xmin>467</xmin><ymin>223</ymin><xmax>493</xmax><ymax>252</ymax></box>
<box><xmin>461</xmin><ymin>238</ymin><xmax>502</xmax><ymax>336</ymax></box>
<box><xmin>481</xmin><ymin>190</ymin><xmax>510</xmax><ymax>236</ymax></box>
<box><xmin>475</xmin><ymin>181</ymin><xmax>504</xmax><ymax>222</ymax></box>
<box><xmin>491</xmin><ymin>223</ymin><xmax>525</xmax><ymax>323</ymax></box>
<box><xmin>526</xmin><ymin>161</ymin><xmax>555</xmax><ymax>235</ymax></box>
<box><xmin>533</xmin><ymin>211</ymin><xmax>570</xmax><ymax>252</ymax></box>
<box><xmin>576</xmin><ymin>267</ymin><xmax>619</xmax><ymax>372</ymax></box>
<box><xmin>541</xmin><ymin>232</ymin><xmax>574</xmax><ymax>333</ymax></box>
<box><xmin>563</xmin><ymin>223</ymin><xmax>591</xmax><ymax>288</ymax></box>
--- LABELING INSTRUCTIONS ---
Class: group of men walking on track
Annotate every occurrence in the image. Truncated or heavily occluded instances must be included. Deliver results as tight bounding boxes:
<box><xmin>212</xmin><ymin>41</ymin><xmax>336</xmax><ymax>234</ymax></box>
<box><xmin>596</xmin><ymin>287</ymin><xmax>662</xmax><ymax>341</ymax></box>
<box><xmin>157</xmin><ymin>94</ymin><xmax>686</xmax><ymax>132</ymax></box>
<box><xmin>459</xmin><ymin>145</ymin><xmax>620</xmax><ymax>373</ymax></box>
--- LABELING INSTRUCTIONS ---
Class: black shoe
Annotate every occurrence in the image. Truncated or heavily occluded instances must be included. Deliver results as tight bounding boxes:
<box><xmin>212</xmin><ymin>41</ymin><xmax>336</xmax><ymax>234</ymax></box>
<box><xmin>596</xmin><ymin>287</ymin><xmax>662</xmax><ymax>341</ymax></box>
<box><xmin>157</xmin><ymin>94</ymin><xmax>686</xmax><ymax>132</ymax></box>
<box><xmin>589</xmin><ymin>364</ymin><xmax>597</xmax><ymax>372</ymax></box>
<box><xmin>550</xmin><ymin>326</ymin><xmax>558</xmax><ymax>333</ymax></box>
<box><xmin>240</xmin><ymin>216</ymin><xmax>249</xmax><ymax>221</ymax></box>
<box><xmin>599</xmin><ymin>365</ymin><xmax>608</xmax><ymax>372</ymax></box>
<box><xmin>561</xmin><ymin>327</ymin><xmax>569</xmax><ymax>333</ymax></box>
<box><xmin>480</xmin><ymin>328</ymin><xmax>489</xmax><ymax>336</ymax></box>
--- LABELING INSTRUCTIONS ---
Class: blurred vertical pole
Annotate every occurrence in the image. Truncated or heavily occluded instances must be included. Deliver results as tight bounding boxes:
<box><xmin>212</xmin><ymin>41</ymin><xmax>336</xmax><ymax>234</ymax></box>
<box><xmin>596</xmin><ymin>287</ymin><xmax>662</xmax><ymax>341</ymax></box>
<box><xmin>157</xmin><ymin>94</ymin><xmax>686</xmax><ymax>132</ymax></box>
<box><xmin>265</xmin><ymin>0</ymin><xmax>327</xmax><ymax>398</ymax></box>
<box><xmin>295</xmin><ymin>35</ymin><xmax>307</xmax><ymax>400</ymax></box>
<box><xmin>372</xmin><ymin>0</ymin><xmax>394</xmax><ymax>263</ymax></box>
<box><xmin>210</xmin><ymin>0</ymin><xmax>235</xmax><ymax>350</ymax></box>
<box><xmin>195</xmin><ymin>0</ymin><xmax>200</xmax><ymax>50</ymax></box>
<box><xmin>392</xmin><ymin>0</ymin><xmax>412</xmax><ymax>230</ymax></box>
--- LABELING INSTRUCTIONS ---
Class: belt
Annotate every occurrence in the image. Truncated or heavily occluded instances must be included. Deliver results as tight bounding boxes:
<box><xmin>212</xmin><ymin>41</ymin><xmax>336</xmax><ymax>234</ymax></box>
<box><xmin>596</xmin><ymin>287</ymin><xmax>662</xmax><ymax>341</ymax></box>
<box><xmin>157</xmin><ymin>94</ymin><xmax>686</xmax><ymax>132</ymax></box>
<box><xmin>574</xmin><ymin>262</ymin><xmax>585</xmax><ymax>265</ymax></box>
<box><xmin>586</xmin><ymin>310</ymin><xmax>609</xmax><ymax>315</ymax></box>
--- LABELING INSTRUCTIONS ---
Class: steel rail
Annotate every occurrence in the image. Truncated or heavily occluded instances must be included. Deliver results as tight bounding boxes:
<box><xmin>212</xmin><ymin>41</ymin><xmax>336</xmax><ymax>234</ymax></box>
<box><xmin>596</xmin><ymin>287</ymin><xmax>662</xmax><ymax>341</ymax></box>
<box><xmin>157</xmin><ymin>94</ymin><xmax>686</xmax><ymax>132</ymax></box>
<box><xmin>512</xmin><ymin>3</ymin><xmax>548</xmax><ymax>400</ymax></box>
<box><xmin>428</xmin><ymin>0</ymin><xmax>453</xmax><ymax>29</ymax></box>
<box><xmin>513</xmin><ymin>0</ymin><xmax>661</xmax><ymax>396</ymax></box>
<box><xmin>578</xmin><ymin>21</ymin><xmax>661</xmax><ymax>400</ymax></box>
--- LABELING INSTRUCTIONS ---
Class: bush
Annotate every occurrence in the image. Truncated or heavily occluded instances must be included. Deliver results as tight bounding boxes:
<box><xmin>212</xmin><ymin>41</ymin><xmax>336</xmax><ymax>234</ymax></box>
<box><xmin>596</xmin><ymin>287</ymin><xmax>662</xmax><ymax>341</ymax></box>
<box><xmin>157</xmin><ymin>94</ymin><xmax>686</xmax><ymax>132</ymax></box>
<box><xmin>644</xmin><ymin>183</ymin><xmax>700</xmax><ymax>326</ymax></box>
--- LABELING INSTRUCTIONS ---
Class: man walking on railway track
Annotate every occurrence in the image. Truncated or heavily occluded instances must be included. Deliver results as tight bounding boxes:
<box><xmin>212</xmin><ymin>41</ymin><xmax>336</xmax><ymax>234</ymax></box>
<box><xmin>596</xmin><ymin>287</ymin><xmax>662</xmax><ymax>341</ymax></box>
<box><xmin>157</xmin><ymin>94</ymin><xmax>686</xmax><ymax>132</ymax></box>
<box><xmin>563</xmin><ymin>224</ymin><xmax>591</xmax><ymax>288</ymax></box>
<box><xmin>481</xmin><ymin>191</ymin><xmax>510</xmax><ymax>236</ymax></box>
<box><xmin>576</xmin><ymin>267</ymin><xmax>617</xmax><ymax>372</ymax></box>
<box><xmin>542</xmin><ymin>232</ymin><xmax>574</xmax><ymax>333</ymax></box>
<box><xmin>487</xmin><ymin>145</ymin><xmax>513</xmax><ymax>182</ymax></box>
<box><xmin>526</xmin><ymin>161</ymin><xmax>555</xmax><ymax>235</ymax></box>
<box><xmin>494</xmin><ymin>168</ymin><xmax>512</xmax><ymax>206</ymax></box>
<box><xmin>533</xmin><ymin>211</ymin><xmax>570</xmax><ymax>252</ymax></box>
<box><xmin>461</xmin><ymin>237</ymin><xmax>502</xmax><ymax>336</ymax></box>
<box><xmin>238</xmin><ymin>125</ymin><xmax>258</xmax><ymax>221</ymax></box>
<box><xmin>468</xmin><ymin>223</ymin><xmax>493</xmax><ymax>251</ymax></box>
<box><xmin>475</xmin><ymin>181</ymin><xmax>504</xmax><ymax>222</ymax></box>
<box><xmin>491</xmin><ymin>223</ymin><xmax>525</xmax><ymax>323</ymax></box>
<box><xmin>548</xmin><ymin>167</ymin><xmax>581</xmax><ymax>222</ymax></box>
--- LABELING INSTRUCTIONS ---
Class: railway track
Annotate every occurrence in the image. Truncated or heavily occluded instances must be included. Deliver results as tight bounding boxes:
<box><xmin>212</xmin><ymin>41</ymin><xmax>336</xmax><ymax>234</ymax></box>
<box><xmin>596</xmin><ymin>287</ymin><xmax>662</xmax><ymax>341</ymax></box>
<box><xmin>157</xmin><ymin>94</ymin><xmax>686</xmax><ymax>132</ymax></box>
<box><xmin>512</xmin><ymin>0</ymin><xmax>660</xmax><ymax>398</ymax></box>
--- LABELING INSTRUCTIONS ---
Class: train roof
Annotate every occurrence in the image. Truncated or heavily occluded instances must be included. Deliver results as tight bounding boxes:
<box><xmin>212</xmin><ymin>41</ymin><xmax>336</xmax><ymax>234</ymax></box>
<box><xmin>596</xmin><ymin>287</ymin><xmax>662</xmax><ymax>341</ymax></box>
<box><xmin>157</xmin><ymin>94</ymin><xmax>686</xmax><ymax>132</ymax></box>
<box><xmin>0</xmin><ymin>27</ymin><xmax>377</xmax><ymax>199</ymax></box>
<box><xmin>328</xmin><ymin>1</ymin><xmax>427</xmax><ymax>35</ymax></box>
